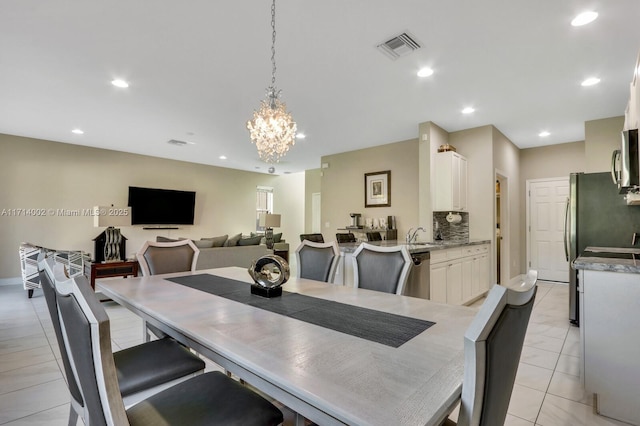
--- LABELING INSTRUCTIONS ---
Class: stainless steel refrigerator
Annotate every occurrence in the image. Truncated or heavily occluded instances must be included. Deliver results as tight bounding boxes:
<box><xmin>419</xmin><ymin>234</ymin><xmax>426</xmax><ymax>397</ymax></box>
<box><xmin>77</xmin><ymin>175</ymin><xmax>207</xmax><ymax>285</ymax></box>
<box><xmin>567</xmin><ymin>172</ymin><xmax>640</xmax><ymax>325</ymax></box>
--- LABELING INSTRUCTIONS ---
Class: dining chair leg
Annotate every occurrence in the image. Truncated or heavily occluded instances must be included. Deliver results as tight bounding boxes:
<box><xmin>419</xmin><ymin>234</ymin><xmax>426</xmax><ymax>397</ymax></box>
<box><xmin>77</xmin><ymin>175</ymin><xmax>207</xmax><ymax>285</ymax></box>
<box><xmin>67</xmin><ymin>405</ymin><xmax>78</xmax><ymax>426</ymax></box>
<box><xmin>142</xmin><ymin>319</ymin><xmax>151</xmax><ymax>342</ymax></box>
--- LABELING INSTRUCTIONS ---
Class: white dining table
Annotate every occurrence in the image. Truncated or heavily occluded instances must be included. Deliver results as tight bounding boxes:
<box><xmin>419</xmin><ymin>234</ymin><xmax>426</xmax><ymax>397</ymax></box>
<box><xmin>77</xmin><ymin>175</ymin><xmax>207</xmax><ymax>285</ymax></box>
<box><xmin>98</xmin><ymin>267</ymin><xmax>476</xmax><ymax>426</ymax></box>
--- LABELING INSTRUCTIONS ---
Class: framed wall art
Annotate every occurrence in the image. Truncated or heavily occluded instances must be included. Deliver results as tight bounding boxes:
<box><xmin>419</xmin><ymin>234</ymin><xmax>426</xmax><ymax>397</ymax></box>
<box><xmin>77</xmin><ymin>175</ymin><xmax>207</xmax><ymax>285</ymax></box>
<box><xmin>364</xmin><ymin>170</ymin><xmax>391</xmax><ymax>208</ymax></box>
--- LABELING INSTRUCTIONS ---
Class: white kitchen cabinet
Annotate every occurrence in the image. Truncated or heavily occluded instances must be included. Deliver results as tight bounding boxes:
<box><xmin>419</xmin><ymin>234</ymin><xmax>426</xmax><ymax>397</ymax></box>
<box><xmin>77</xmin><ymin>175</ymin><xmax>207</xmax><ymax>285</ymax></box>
<box><xmin>579</xmin><ymin>269</ymin><xmax>640</xmax><ymax>425</ymax></box>
<box><xmin>429</xmin><ymin>263</ymin><xmax>447</xmax><ymax>303</ymax></box>
<box><xmin>461</xmin><ymin>257</ymin><xmax>473</xmax><ymax>301</ymax></box>
<box><xmin>430</xmin><ymin>244</ymin><xmax>490</xmax><ymax>305</ymax></box>
<box><xmin>434</xmin><ymin>151</ymin><xmax>467</xmax><ymax>211</ymax></box>
<box><xmin>446</xmin><ymin>260</ymin><xmax>463</xmax><ymax>305</ymax></box>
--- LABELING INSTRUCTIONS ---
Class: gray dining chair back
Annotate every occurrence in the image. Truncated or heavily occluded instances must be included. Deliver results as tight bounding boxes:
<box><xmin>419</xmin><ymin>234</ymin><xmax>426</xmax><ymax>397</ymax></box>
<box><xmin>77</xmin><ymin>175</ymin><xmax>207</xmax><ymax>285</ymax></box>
<box><xmin>366</xmin><ymin>232</ymin><xmax>382</xmax><ymax>241</ymax></box>
<box><xmin>40</xmin><ymin>249</ymin><xmax>253</xmax><ymax>426</ymax></box>
<box><xmin>454</xmin><ymin>270</ymin><xmax>538</xmax><ymax>426</ymax></box>
<box><xmin>335</xmin><ymin>233</ymin><xmax>357</xmax><ymax>243</ymax></box>
<box><xmin>137</xmin><ymin>240</ymin><xmax>200</xmax><ymax>276</ymax></box>
<box><xmin>299</xmin><ymin>233</ymin><xmax>325</xmax><ymax>243</ymax></box>
<box><xmin>352</xmin><ymin>243</ymin><xmax>412</xmax><ymax>294</ymax></box>
<box><xmin>37</xmin><ymin>254</ymin><xmax>85</xmax><ymax>421</ymax></box>
<box><xmin>50</xmin><ymin>259</ymin><xmax>284</xmax><ymax>426</ymax></box>
<box><xmin>295</xmin><ymin>240</ymin><xmax>340</xmax><ymax>282</ymax></box>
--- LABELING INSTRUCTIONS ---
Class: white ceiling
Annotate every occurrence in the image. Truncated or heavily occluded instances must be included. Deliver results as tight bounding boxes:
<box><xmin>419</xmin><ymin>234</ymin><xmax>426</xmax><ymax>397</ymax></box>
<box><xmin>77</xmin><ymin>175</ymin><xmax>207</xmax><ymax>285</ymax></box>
<box><xmin>1</xmin><ymin>1</ymin><xmax>639</xmax><ymax>174</ymax></box>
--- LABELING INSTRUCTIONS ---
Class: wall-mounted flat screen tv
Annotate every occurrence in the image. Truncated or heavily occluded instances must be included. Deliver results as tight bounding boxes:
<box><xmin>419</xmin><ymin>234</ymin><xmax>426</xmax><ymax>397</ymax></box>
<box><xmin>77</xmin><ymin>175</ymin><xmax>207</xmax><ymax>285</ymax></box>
<box><xmin>128</xmin><ymin>186</ymin><xmax>196</xmax><ymax>225</ymax></box>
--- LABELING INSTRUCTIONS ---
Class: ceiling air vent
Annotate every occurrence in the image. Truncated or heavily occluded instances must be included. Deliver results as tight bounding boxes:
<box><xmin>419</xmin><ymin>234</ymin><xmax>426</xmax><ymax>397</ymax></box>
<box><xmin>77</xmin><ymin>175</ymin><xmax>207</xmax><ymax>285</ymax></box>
<box><xmin>167</xmin><ymin>139</ymin><xmax>189</xmax><ymax>146</ymax></box>
<box><xmin>377</xmin><ymin>32</ymin><xmax>421</xmax><ymax>60</ymax></box>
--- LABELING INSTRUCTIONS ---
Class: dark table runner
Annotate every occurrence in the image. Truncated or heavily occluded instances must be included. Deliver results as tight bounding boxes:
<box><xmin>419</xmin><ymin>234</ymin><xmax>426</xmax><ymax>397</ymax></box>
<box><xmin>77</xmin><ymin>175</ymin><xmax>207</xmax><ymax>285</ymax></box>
<box><xmin>168</xmin><ymin>274</ymin><xmax>435</xmax><ymax>348</ymax></box>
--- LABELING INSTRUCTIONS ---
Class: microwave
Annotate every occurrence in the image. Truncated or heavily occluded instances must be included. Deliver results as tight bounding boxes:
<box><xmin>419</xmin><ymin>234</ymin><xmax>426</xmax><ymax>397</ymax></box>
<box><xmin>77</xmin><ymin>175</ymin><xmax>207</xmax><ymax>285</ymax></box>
<box><xmin>611</xmin><ymin>129</ymin><xmax>639</xmax><ymax>194</ymax></box>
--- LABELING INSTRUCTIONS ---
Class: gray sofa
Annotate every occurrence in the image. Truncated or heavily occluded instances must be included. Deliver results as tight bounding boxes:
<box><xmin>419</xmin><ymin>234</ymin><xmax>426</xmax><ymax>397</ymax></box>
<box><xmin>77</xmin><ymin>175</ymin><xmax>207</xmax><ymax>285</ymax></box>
<box><xmin>157</xmin><ymin>234</ymin><xmax>288</xmax><ymax>271</ymax></box>
<box><xmin>195</xmin><ymin>245</ymin><xmax>273</xmax><ymax>270</ymax></box>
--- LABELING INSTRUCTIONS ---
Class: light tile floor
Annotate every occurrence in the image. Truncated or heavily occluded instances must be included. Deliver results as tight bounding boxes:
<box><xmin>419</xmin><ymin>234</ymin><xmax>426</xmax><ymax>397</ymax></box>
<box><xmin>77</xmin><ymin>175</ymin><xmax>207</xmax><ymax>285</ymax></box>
<box><xmin>0</xmin><ymin>281</ymin><xmax>629</xmax><ymax>425</ymax></box>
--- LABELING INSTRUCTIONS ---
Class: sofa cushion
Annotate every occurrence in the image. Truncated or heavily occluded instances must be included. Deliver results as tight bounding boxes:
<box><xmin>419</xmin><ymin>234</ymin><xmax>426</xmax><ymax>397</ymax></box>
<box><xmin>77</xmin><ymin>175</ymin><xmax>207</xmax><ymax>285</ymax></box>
<box><xmin>224</xmin><ymin>233</ymin><xmax>242</xmax><ymax>247</ymax></box>
<box><xmin>157</xmin><ymin>236</ymin><xmax>179</xmax><ymax>243</ymax></box>
<box><xmin>196</xmin><ymin>245</ymin><xmax>273</xmax><ymax>270</ymax></box>
<box><xmin>251</xmin><ymin>232</ymin><xmax>282</xmax><ymax>244</ymax></box>
<box><xmin>238</xmin><ymin>235</ymin><xmax>262</xmax><ymax>246</ymax></box>
<box><xmin>202</xmin><ymin>235</ymin><xmax>228</xmax><ymax>247</ymax></box>
<box><xmin>192</xmin><ymin>239</ymin><xmax>215</xmax><ymax>249</ymax></box>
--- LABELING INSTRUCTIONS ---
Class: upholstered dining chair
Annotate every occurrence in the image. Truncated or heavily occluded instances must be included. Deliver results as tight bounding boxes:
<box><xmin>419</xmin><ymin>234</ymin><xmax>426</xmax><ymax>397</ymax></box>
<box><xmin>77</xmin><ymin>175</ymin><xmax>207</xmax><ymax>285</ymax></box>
<box><xmin>136</xmin><ymin>239</ymin><xmax>200</xmax><ymax>276</ymax></box>
<box><xmin>48</xmin><ymin>259</ymin><xmax>284</xmax><ymax>426</ymax></box>
<box><xmin>366</xmin><ymin>232</ymin><xmax>382</xmax><ymax>241</ymax></box>
<box><xmin>352</xmin><ymin>243</ymin><xmax>412</xmax><ymax>295</ymax></box>
<box><xmin>335</xmin><ymin>233</ymin><xmax>357</xmax><ymax>243</ymax></box>
<box><xmin>38</xmin><ymin>253</ymin><xmax>207</xmax><ymax>425</ymax></box>
<box><xmin>137</xmin><ymin>240</ymin><xmax>200</xmax><ymax>341</ymax></box>
<box><xmin>295</xmin><ymin>240</ymin><xmax>340</xmax><ymax>283</ymax></box>
<box><xmin>299</xmin><ymin>233</ymin><xmax>325</xmax><ymax>243</ymax></box>
<box><xmin>446</xmin><ymin>270</ymin><xmax>538</xmax><ymax>426</ymax></box>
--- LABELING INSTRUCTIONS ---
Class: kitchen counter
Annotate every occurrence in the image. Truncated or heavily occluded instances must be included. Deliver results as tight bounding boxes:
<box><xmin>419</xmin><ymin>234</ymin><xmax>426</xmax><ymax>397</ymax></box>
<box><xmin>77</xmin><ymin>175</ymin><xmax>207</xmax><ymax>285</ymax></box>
<box><xmin>338</xmin><ymin>239</ymin><xmax>491</xmax><ymax>254</ymax></box>
<box><xmin>572</xmin><ymin>246</ymin><xmax>640</xmax><ymax>274</ymax></box>
<box><xmin>576</xmin><ymin>248</ymin><xmax>640</xmax><ymax>425</ymax></box>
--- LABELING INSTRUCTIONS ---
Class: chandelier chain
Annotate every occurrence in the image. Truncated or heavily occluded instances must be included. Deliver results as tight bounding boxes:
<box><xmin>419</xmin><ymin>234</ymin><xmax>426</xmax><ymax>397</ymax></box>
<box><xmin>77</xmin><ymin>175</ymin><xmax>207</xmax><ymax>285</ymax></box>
<box><xmin>271</xmin><ymin>0</ymin><xmax>276</xmax><ymax>86</ymax></box>
<box><xmin>246</xmin><ymin>0</ymin><xmax>297</xmax><ymax>164</ymax></box>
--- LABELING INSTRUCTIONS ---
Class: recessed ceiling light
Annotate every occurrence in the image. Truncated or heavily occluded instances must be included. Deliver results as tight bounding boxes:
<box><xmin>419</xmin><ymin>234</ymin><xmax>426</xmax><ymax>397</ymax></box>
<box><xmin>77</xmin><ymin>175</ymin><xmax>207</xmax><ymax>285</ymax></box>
<box><xmin>296</xmin><ymin>133</ymin><xmax>306</xmax><ymax>139</ymax></box>
<box><xmin>417</xmin><ymin>67</ymin><xmax>434</xmax><ymax>77</ymax></box>
<box><xmin>461</xmin><ymin>107</ymin><xmax>475</xmax><ymax>114</ymax></box>
<box><xmin>581</xmin><ymin>77</ymin><xmax>601</xmax><ymax>86</ymax></box>
<box><xmin>111</xmin><ymin>79</ymin><xmax>129</xmax><ymax>88</ymax></box>
<box><xmin>539</xmin><ymin>131</ymin><xmax>550</xmax><ymax>137</ymax></box>
<box><xmin>571</xmin><ymin>11</ymin><xmax>598</xmax><ymax>26</ymax></box>
<box><xmin>71</xmin><ymin>128</ymin><xmax>84</xmax><ymax>135</ymax></box>
<box><xmin>219</xmin><ymin>155</ymin><xmax>227</xmax><ymax>160</ymax></box>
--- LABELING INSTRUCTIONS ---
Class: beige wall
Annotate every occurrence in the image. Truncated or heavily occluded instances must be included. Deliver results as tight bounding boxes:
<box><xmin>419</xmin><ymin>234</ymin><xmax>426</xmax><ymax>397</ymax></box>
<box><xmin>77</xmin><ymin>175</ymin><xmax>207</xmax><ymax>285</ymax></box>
<box><xmin>520</xmin><ymin>141</ymin><xmax>586</xmax><ymax>181</ymax></box>
<box><xmin>492</xmin><ymin>127</ymin><xmax>522</xmax><ymax>280</ymax></box>
<box><xmin>449</xmin><ymin>126</ymin><xmax>494</xmax><ymax>241</ymax></box>
<box><xmin>0</xmin><ymin>133</ymin><xmax>305</xmax><ymax>279</ymax></box>
<box><xmin>304</xmin><ymin>168</ymin><xmax>322</xmax><ymax>233</ymax></box>
<box><xmin>320</xmin><ymin>139</ymin><xmax>419</xmax><ymax>243</ymax></box>
<box><xmin>585</xmin><ymin>116</ymin><xmax>625</xmax><ymax>173</ymax></box>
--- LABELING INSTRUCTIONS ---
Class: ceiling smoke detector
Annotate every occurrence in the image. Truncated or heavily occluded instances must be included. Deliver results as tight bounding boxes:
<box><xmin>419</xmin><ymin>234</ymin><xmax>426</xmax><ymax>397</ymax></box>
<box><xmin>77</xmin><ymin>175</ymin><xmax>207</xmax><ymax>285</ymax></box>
<box><xmin>377</xmin><ymin>32</ymin><xmax>421</xmax><ymax>60</ymax></box>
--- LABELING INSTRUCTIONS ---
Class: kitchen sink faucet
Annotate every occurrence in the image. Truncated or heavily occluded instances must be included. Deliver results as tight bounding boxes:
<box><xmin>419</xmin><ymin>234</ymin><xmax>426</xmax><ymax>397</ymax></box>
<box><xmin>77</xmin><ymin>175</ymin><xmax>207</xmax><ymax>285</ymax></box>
<box><xmin>406</xmin><ymin>227</ymin><xmax>426</xmax><ymax>244</ymax></box>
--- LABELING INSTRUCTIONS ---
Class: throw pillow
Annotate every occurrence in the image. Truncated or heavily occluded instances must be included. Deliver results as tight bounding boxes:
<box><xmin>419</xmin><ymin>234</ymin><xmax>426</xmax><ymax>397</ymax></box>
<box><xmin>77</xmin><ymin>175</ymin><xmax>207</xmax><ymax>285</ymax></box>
<box><xmin>238</xmin><ymin>235</ymin><xmax>262</xmax><ymax>246</ymax></box>
<box><xmin>272</xmin><ymin>232</ymin><xmax>283</xmax><ymax>243</ymax></box>
<box><xmin>156</xmin><ymin>236</ymin><xmax>179</xmax><ymax>243</ymax></box>
<box><xmin>193</xmin><ymin>239</ymin><xmax>215</xmax><ymax>249</ymax></box>
<box><xmin>202</xmin><ymin>234</ymin><xmax>228</xmax><ymax>247</ymax></box>
<box><xmin>224</xmin><ymin>233</ymin><xmax>242</xmax><ymax>247</ymax></box>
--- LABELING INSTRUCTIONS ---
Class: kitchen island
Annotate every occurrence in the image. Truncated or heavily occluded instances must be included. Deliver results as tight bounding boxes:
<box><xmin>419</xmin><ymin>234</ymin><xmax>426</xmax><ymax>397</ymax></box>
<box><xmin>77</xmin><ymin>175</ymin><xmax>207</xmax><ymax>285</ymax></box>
<box><xmin>573</xmin><ymin>247</ymin><xmax>640</xmax><ymax>426</ymax></box>
<box><xmin>334</xmin><ymin>239</ymin><xmax>491</xmax><ymax>305</ymax></box>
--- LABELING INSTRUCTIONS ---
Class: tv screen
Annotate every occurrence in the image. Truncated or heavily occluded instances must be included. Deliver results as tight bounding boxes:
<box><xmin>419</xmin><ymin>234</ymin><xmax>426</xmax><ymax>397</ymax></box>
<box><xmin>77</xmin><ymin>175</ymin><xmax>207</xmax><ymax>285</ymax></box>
<box><xmin>128</xmin><ymin>186</ymin><xmax>196</xmax><ymax>225</ymax></box>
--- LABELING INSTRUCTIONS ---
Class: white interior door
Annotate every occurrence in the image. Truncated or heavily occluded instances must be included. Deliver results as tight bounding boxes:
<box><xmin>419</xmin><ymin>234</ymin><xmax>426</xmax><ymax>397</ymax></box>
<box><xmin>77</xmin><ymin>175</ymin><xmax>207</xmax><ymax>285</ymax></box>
<box><xmin>528</xmin><ymin>178</ymin><xmax>570</xmax><ymax>282</ymax></box>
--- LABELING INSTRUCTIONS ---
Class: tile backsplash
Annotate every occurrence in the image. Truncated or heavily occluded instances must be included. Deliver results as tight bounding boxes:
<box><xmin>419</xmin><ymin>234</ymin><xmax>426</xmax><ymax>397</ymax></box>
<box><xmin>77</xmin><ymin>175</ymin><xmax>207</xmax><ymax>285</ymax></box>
<box><xmin>433</xmin><ymin>211</ymin><xmax>469</xmax><ymax>243</ymax></box>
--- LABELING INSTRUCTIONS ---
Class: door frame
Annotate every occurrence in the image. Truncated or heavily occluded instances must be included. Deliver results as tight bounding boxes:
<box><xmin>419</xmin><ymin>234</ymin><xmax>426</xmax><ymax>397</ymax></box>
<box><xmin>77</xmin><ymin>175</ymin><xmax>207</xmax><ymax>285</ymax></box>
<box><xmin>495</xmin><ymin>170</ymin><xmax>509</xmax><ymax>286</ymax></box>
<box><xmin>525</xmin><ymin>176</ymin><xmax>569</xmax><ymax>281</ymax></box>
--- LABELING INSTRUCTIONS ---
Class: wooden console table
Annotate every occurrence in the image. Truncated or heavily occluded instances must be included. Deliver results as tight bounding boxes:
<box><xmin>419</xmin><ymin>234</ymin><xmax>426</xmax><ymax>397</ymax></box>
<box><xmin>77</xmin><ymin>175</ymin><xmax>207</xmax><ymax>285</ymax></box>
<box><xmin>90</xmin><ymin>260</ymin><xmax>139</xmax><ymax>290</ymax></box>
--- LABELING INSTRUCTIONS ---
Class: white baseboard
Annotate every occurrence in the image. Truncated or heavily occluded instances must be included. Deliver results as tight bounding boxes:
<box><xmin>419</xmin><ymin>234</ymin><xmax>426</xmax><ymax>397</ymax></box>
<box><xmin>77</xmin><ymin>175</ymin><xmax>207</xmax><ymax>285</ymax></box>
<box><xmin>0</xmin><ymin>277</ymin><xmax>22</xmax><ymax>286</ymax></box>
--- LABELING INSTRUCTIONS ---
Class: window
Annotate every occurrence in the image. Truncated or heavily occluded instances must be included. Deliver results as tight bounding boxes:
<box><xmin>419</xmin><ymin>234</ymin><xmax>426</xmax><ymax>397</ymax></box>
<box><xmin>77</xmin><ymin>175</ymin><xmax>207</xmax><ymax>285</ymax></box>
<box><xmin>256</xmin><ymin>186</ymin><xmax>273</xmax><ymax>232</ymax></box>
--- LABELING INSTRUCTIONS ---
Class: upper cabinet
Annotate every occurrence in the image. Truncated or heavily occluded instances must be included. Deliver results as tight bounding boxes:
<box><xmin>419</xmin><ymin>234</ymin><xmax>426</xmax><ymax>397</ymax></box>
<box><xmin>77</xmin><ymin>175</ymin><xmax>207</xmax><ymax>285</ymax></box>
<box><xmin>433</xmin><ymin>151</ymin><xmax>467</xmax><ymax>211</ymax></box>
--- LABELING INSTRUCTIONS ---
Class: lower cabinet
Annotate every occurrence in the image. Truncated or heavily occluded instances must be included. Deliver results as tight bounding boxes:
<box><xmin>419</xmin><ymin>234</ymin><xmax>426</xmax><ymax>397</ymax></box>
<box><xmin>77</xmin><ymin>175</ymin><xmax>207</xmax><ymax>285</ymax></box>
<box><xmin>430</xmin><ymin>244</ymin><xmax>490</xmax><ymax>305</ymax></box>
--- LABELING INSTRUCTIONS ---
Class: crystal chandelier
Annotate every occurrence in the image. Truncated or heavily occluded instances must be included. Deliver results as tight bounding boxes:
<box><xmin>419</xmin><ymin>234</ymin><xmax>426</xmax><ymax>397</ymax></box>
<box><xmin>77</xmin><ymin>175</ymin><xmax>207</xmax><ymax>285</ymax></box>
<box><xmin>247</xmin><ymin>0</ymin><xmax>297</xmax><ymax>164</ymax></box>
